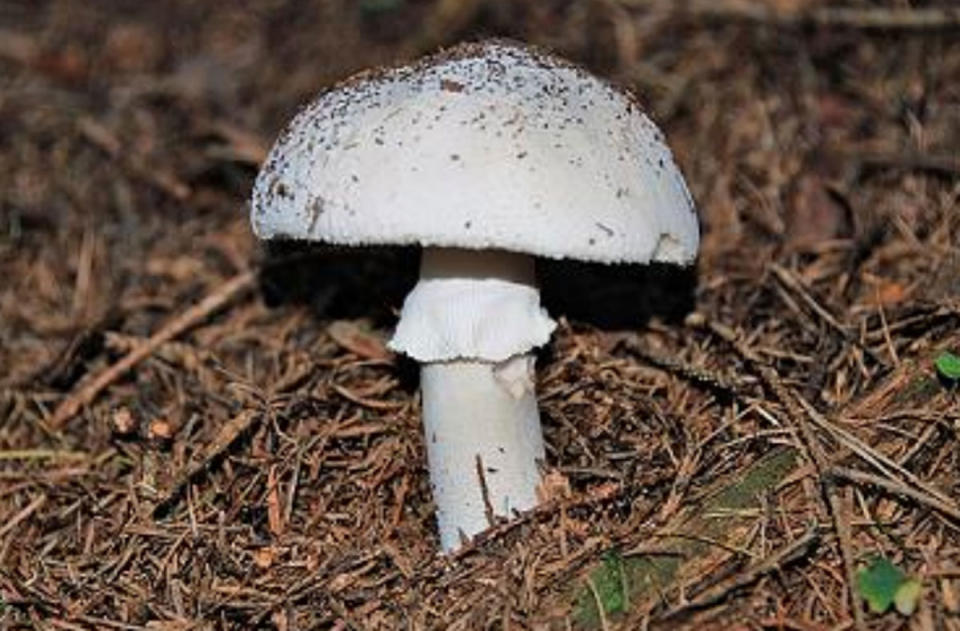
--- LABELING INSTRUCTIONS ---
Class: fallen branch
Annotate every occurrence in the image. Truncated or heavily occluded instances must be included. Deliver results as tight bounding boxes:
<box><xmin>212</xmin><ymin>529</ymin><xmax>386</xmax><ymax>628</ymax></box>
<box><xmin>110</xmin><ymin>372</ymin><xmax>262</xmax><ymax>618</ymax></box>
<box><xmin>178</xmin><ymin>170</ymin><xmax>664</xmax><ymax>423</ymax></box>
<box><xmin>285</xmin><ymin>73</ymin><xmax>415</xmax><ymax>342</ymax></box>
<box><xmin>658</xmin><ymin>526</ymin><xmax>820</xmax><ymax>621</ymax></box>
<box><xmin>855</xmin><ymin>151</ymin><xmax>960</xmax><ymax>177</ymax></box>
<box><xmin>619</xmin><ymin>1</ymin><xmax>960</xmax><ymax>30</ymax></box>
<box><xmin>48</xmin><ymin>270</ymin><xmax>256</xmax><ymax>429</ymax></box>
<box><xmin>831</xmin><ymin>467</ymin><xmax>960</xmax><ymax>523</ymax></box>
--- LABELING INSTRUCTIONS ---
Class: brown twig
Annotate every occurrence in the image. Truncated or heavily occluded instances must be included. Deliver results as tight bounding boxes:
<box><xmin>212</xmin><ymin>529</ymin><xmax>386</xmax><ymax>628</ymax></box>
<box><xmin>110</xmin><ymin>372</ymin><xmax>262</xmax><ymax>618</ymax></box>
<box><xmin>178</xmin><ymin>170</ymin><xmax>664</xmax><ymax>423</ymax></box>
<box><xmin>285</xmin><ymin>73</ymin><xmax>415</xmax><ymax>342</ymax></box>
<box><xmin>614</xmin><ymin>333</ymin><xmax>741</xmax><ymax>401</ymax></box>
<box><xmin>77</xmin><ymin>116</ymin><xmax>192</xmax><ymax>201</ymax></box>
<box><xmin>475</xmin><ymin>454</ymin><xmax>496</xmax><ymax>528</ymax></box>
<box><xmin>0</xmin><ymin>494</ymin><xmax>46</xmax><ymax>540</ymax></box>
<box><xmin>267</xmin><ymin>465</ymin><xmax>284</xmax><ymax>537</ymax></box>
<box><xmin>153</xmin><ymin>409</ymin><xmax>261</xmax><ymax>517</ymax></box>
<box><xmin>48</xmin><ymin>271</ymin><xmax>256</xmax><ymax>429</ymax></box>
<box><xmin>769</xmin><ymin>263</ymin><xmax>886</xmax><ymax>367</ymax></box>
<box><xmin>810</xmin><ymin>7</ymin><xmax>960</xmax><ymax>30</ymax></box>
<box><xmin>451</xmin><ymin>483</ymin><xmax>633</xmax><ymax>560</ymax></box>
<box><xmin>849</xmin><ymin>150</ymin><xmax>960</xmax><ymax>178</ymax></box>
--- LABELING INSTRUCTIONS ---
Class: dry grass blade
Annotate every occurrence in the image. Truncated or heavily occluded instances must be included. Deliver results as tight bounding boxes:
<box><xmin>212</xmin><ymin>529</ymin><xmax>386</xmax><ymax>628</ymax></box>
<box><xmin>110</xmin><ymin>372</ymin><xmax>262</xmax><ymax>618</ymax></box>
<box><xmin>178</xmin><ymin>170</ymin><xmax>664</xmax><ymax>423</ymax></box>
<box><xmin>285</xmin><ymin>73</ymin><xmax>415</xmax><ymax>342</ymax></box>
<box><xmin>0</xmin><ymin>449</ymin><xmax>88</xmax><ymax>461</ymax></box>
<box><xmin>769</xmin><ymin>263</ymin><xmax>886</xmax><ymax>367</ymax></box>
<box><xmin>795</xmin><ymin>395</ymin><xmax>957</xmax><ymax>511</ymax></box>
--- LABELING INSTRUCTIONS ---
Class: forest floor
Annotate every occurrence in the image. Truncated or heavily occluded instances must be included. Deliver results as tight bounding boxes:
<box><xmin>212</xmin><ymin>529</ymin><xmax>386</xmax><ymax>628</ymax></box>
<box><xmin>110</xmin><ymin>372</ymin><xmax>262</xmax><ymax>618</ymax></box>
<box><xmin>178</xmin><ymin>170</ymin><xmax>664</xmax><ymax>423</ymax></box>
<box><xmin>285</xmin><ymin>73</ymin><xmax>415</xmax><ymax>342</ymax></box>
<box><xmin>1</xmin><ymin>1</ymin><xmax>959</xmax><ymax>629</ymax></box>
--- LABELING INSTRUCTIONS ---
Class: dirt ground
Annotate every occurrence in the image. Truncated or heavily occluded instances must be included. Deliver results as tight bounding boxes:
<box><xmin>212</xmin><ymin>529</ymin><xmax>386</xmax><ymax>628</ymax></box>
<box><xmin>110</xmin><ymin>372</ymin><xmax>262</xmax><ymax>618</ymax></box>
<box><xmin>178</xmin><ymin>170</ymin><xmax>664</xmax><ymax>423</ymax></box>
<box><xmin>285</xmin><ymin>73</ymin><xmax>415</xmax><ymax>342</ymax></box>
<box><xmin>2</xmin><ymin>1</ymin><xmax>959</xmax><ymax>629</ymax></box>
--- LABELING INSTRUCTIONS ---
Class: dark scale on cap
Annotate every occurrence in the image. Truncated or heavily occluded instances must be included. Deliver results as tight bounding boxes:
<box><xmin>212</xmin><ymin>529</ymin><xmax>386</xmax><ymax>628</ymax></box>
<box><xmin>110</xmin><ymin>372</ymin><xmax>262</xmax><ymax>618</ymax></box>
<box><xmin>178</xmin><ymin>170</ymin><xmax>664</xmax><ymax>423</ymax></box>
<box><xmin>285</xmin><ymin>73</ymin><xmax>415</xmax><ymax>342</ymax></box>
<box><xmin>595</xmin><ymin>222</ymin><xmax>615</xmax><ymax>237</ymax></box>
<box><xmin>307</xmin><ymin>196</ymin><xmax>325</xmax><ymax>233</ymax></box>
<box><xmin>440</xmin><ymin>78</ymin><xmax>465</xmax><ymax>92</ymax></box>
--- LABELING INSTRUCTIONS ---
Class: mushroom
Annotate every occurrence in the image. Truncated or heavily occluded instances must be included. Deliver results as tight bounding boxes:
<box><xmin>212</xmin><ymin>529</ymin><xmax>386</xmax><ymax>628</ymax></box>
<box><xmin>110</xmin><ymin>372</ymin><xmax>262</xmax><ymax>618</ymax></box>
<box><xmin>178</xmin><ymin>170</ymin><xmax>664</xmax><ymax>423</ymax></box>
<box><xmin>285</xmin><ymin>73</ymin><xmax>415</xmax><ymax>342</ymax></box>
<box><xmin>251</xmin><ymin>40</ymin><xmax>699</xmax><ymax>551</ymax></box>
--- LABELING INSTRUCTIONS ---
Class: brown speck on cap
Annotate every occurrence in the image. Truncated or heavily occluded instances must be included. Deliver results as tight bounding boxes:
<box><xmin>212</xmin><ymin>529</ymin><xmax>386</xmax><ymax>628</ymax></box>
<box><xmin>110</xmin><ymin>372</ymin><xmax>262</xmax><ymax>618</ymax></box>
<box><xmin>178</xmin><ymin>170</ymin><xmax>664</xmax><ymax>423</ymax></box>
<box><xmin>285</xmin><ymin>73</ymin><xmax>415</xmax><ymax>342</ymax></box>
<box><xmin>441</xmin><ymin>78</ymin><xmax>465</xmax><ymax>92</ymax></box>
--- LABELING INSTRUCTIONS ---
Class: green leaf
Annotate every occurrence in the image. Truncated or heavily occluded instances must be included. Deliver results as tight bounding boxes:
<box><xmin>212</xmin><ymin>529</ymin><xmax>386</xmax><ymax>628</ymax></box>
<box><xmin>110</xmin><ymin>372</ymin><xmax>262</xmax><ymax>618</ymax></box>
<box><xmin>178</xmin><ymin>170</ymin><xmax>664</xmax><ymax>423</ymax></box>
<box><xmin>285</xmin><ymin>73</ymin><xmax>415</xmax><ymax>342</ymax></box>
<box><xmin>857</xmin><ymin>557</ymin><xmax>906</xmax><ymax>614</ymax></box>
<box><xmin>894</xmin><ymin>578</ymin><xmax>922</xmax><ymax>616</ymax></box>
<box><xmin>934</xmin><ymin>351</ymin><xmax>960</xmax><ymax>380</ymax></box>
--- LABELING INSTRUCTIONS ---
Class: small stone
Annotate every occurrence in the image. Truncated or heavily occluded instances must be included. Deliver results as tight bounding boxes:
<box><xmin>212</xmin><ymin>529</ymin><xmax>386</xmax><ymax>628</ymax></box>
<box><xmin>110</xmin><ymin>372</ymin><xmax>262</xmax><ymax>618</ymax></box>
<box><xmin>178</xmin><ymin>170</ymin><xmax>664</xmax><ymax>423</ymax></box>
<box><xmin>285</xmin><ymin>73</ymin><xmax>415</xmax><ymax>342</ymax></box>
<box><xmin>111</xmin><ymin>406</ymin><xmax>137</xmax><ymax>435</ymax></box>
<box><xmin>148</xmin><ymin>419</ymin><xmax>173</xmax><ymax>441</ymax></box>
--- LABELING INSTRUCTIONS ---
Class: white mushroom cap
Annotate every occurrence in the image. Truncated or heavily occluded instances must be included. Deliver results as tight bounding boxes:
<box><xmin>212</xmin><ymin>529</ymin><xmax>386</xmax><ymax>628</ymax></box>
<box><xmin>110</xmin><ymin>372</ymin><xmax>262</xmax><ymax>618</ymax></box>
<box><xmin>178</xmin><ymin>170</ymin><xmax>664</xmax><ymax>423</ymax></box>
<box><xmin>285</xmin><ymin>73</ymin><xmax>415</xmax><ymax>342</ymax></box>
<box><xmin>252</xmin><ymin>40</ymin><xmax>699</xmax><ymax>265</ymax></box>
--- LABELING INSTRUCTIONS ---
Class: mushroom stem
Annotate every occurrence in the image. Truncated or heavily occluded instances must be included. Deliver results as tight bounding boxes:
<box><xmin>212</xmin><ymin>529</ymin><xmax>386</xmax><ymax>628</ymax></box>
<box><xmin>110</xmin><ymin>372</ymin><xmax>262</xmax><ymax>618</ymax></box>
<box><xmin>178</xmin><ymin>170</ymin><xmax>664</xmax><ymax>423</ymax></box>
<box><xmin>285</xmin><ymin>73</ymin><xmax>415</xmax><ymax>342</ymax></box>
<box><xmin>389</xmin><ymin>248</ymin><xmax>555</xmax><ymax>551</ymax></box>
<box><xmin>422</xmin><ymin>355</ymin><xmax>544</xmax><ymax>551</ymax></box>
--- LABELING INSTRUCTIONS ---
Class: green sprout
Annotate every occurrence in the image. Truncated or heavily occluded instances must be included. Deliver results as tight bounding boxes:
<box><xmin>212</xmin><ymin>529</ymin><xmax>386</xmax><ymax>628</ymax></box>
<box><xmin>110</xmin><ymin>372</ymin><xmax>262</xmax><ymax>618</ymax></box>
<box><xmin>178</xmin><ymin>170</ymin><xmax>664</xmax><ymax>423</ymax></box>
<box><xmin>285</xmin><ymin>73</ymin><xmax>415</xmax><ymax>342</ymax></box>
<box><xmin>934</xmin><ymin>351</ymin><xmax>960</xmax><ymax>381</ymax></box>
<box><xmin>857</xmin><ymin>557</ymin><xmax>921</xmax><ymax>616</ymax></box>
<box><xmin>360</xmin><ymin>0</ymin><xmax>405</xmax><ymax>14</ymax></box>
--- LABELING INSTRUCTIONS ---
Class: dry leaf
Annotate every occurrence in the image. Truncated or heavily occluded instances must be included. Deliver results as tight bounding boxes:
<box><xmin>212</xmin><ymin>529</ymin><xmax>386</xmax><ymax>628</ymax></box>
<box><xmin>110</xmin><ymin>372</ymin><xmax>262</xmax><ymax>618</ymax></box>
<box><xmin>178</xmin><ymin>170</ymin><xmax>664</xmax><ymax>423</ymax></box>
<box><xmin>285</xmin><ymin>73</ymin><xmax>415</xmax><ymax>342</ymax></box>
<box><xmin>943</xmin><ymin>578</ymin><xmax>959</xmax><ymax>614</ymax></box>
<box><xmin>267</xmin><ymin>465</ymin><xmax>284</xmax><ymax>536</ymax></box>
<box><xmin>149</xmin><ymin>419</ymin><xmax>173</xmax><ymax>441</ymax></box>
<box><xmin>537</xmin><ymin>469</ymin><xmax>571</xmax><ymax>502</ymax></box>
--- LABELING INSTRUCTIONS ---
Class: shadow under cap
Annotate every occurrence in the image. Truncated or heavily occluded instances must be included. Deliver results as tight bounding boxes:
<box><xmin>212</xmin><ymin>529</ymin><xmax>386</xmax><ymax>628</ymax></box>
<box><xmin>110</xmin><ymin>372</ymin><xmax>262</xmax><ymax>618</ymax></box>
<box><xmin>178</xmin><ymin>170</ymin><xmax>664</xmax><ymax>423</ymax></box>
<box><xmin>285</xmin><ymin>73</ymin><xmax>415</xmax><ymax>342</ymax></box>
<box><xmin>257</xmin><ymin>241</ymin><xmax>419</xmax><ymax>323</ymax></box>
<box><xmin>259</xmin><ymin>240</ymin><xmax>697</xmax><ymax>333</ymax></box>
<box><xmin>539</xmin><ymin>259</ymin><xmax>698</xmax><ymax>329</ymax></box>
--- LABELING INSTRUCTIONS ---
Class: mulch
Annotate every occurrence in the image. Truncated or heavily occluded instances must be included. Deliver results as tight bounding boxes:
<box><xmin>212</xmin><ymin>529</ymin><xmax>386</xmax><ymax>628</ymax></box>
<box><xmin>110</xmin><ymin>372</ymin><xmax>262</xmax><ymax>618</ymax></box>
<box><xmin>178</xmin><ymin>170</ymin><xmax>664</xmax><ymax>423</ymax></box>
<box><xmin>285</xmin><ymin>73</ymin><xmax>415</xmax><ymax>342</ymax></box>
<box><xmin>1</xmin><ymin>1</ymin><xmax>959</xmax><ymax>628</ymax></box>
